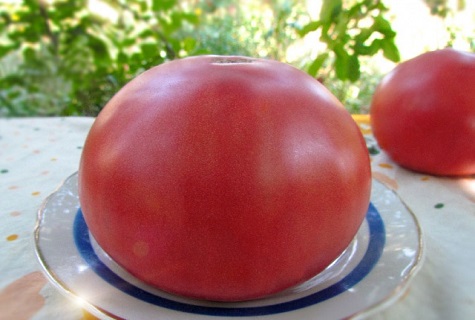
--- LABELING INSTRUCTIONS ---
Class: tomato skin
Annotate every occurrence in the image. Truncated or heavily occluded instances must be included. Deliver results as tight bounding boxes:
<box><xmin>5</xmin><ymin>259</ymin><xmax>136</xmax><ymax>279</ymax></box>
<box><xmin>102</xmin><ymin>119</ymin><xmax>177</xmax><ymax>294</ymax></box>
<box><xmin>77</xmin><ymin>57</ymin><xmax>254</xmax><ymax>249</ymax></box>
<box><xmin>78</xmin><ymin>55</ymin><xmax>371</xmax><ymax>301</ymax></box>
<box><xmin>370</xmin><ymin>48</ymin><xmax>475</xmax><ymax>176</ymax></box>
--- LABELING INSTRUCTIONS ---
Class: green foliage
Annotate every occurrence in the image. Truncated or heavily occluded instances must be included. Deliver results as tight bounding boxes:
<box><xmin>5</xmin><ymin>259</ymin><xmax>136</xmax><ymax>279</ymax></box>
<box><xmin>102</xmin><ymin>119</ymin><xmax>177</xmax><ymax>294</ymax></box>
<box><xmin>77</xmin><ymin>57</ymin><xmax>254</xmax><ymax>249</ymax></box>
<box><xmin>298</xmin><ymin>0</ymin><xmax>400</xmax><ymax>82</ymax></box>
<box><xmin>0</xmin><ymin>0</ymin><xmax>401</xmax><ymax>116</ymax></box>
<box><xmin>188</xmin><ymin>0</ymin><xmax>307</xmax><ymax>61</ymax></box>
<box><xmin>261</xmin><ymin>0</ymin><xmax>308</xmax><ymax>61</ymax></box>
<box><xmin>324</xmin><ymin>60</ymin><xmax>385</xmax><ymax>113</ymax></box>
<box><xmin>0</xmin><ymin>0</ymin><xmax>199</xmax><ymax>116</ymax></box>
<box><xmin>422</xmin><ymin>0</ymin><xmax>467</xmax><ymax>17</ymax></box>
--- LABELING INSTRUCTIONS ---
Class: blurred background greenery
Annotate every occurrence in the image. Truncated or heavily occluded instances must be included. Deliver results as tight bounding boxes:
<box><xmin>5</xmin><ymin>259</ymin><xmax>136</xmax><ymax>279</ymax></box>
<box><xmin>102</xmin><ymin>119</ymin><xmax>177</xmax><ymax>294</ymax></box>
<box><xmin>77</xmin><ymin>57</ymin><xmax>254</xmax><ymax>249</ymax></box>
<box><xmin>0</xmin><ymin>0</ymin><xmax>473</xmax><ymax>117</ymax></box>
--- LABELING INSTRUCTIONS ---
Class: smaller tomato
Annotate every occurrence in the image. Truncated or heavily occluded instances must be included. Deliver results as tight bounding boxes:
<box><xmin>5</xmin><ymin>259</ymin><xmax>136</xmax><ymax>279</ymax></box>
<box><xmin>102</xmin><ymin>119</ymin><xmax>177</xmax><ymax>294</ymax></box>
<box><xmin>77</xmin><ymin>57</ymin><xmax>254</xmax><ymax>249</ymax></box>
<box><xmin>370</xmin><ymin>48</ymin><xmax>475</xmax><ymax>176</ymax></box>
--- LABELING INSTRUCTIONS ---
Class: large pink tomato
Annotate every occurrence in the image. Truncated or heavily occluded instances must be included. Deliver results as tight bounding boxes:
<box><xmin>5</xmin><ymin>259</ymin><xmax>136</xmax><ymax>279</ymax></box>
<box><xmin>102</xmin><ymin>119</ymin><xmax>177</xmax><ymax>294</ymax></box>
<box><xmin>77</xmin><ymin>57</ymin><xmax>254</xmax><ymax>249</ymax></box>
<box><xmin>78</xmin><ymin>55</ymin><xmax>371</xmax><ymax>301</ymax></box>
<box><xmin>370</xmin><ymin>48</ymin><xmax>475</xmax><ymax>176</ymax></box>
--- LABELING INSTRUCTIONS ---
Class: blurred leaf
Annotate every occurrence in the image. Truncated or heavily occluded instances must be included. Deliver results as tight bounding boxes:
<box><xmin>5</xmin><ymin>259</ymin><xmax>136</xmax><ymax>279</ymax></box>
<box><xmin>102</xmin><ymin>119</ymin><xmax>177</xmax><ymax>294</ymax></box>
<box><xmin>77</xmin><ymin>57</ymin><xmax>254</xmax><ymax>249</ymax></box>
<box><xmin>334</xmin><ymin>45</ymin><xmax>349</xmax><ymax>80</ymax></box>
<box><xmin>138</xmin><ymin>29</ymin><xmax>154</xmax><ymax>39</ymax></box>
<box><xmin>334</xmin><ymin>12</ymin><xmax>349</xmax><ymax>37</ymax></box>
<box><xmin>307</xmin><ymin>53</ymin><xmax>328</xmax><ymax>77</ymax></box>
<box><xmin>22</xmin><ymin>47</ymin><xmax>36</xmax><ymax>61</ymax></box>
<box><xmin>170</xmin><ymin>12</ymin><xmax>184</xmax><ymax>32</ymax></box>
<box><xmin>137</xmin><ymin>0</ymin><xmax>149</xmax><ymax>12</ymax></box>
<box><xmin>348</xmin><ymin>54</ymin><xmax>360</xmax><ymax>82</ymax></box>
<box><xmin>152</xmin><ymin>0</ymin><xmax>176</xmax><ymax>12</ymax></box>
<box><xmin>169</xmin><ymin>38</ymin><xmax>181</xmax><ymax>54</ymax></box>
<box><xmin>88</xmin><ymin>35</ymin><xmax>111</xmax><ymax>66</ymax></box>
<box><xmin>0</xmin><ymin>44</ymin><xmax>17</xmax><ymax>59</ymax></box>
<box><xmin>298</xmin><ymin>21</ymin><xmax>321</xmax><ymax>37</ymax></box>
<box><xmin>117</xmin><ymin>51</ymin><xmax>128</xmax><ymax>64</ymax></box>
<box><xmin>354</xmin><ymin>37</ymin><xmax>382</xmax><ymax>55</ymax></box>
<box><xmin>354</xmin><ymin>27</ymin><xmax>373</xmax><ymax>43</ymax></box>
<box><xmin>52</xmin><ymin>0</ymin><xmax>83</xmax><ymax>21</ymax></box>
<box><xmin>320</xmin><ymin>0</ymin><xmax>342</xmax><ymax>22</ymax></box>
<box><xmin>183</xmin><ymin>36</ymin><xmax>196</xmax><ymax>52</ymax></box>
<box><xmin>140</xmin><ymin>43</ymin><xmax>159</xmax><ymax>60</ymax></box>
<box><xmin>368</xmin><ymin>39</ymin><xmax>383</xmax><ymax>55</ymax></box>
<box><xmin>381</xmin><ymin>38</ymin><xmax>400</xmax><ymax>62</ymax></box>
<box><xmin>372</xmin><ymin>15</ymin><xmax>396</xmax><ymax>37</ymax></box>
<box><xmin>181</xmin><ymin>12</ymin><xmax>199</xmax><ymax>25</ymax></box>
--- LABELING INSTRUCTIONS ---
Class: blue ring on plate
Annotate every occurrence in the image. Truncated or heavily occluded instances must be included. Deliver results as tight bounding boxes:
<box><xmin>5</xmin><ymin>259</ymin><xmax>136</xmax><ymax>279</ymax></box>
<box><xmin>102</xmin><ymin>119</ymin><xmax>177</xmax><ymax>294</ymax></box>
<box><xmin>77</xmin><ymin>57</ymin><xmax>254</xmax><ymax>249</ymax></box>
<box><xmin>74</xmin><ymin>203</ymin><xmax>385</xmax><ymax>316</ymax></box>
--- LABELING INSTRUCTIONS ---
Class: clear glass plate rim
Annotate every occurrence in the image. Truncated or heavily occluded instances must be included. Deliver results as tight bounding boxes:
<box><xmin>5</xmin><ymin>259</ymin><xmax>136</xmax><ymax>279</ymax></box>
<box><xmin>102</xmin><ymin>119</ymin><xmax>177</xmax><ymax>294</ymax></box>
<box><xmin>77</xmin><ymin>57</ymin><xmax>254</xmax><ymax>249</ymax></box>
<box><xmin>33</xmin><ymin>172</ymin><xmax>424</xmax><ymax>320</ymax></box>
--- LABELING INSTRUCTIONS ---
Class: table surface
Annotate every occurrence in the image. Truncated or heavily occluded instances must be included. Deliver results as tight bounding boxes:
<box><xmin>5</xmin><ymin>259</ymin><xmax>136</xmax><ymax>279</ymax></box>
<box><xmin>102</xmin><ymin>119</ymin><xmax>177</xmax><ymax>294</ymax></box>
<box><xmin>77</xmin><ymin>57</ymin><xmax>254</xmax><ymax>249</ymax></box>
<box><xmin>0</xmin><ymin>116</ymin><xmax>474</xmax><ymax>320</ymax></box>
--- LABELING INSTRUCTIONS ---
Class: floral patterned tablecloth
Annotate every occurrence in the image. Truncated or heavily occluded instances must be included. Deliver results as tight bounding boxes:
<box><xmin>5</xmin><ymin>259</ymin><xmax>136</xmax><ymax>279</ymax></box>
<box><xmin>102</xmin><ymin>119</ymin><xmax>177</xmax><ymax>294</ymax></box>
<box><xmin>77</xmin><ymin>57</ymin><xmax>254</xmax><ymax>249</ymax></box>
<box><xmin>0</xmin><ymin>116</ymin><xmax>474</xmax><ymax>320</ymax></box>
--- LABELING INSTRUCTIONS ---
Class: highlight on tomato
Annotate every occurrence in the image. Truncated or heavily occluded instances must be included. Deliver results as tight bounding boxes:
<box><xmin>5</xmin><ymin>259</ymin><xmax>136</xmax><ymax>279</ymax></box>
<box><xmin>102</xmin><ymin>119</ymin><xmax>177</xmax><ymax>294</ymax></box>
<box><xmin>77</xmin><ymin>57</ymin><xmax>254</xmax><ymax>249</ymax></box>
<box><xmin>78</xmin><ymin>55</ymin><xmax>372</xmax><ymax>301</ymax></box>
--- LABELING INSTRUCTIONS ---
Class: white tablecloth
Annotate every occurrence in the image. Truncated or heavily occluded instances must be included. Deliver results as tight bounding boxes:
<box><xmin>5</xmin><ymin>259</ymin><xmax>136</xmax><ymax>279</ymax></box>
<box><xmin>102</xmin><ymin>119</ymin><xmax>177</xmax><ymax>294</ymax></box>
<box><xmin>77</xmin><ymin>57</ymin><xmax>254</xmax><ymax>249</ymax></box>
<box><xmin>0</xmin><ymin>116</ymin><xmax>474</xmax><ymax>319</ymax></box>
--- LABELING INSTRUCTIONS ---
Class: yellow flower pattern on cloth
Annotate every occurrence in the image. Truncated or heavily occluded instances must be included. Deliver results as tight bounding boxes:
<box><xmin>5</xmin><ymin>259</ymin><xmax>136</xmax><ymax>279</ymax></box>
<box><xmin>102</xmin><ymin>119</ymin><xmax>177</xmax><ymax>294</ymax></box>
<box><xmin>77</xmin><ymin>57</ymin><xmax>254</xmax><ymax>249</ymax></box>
<box><xmin>0</xmin><ymin>118</ymin><xmax>94</xmax><ymax>319</ymax></box>
<box><xmin>352</xmin><ymin>115</ymin><xmax>398</xmax><ymax>191</ymax></box>
<box><xmin>1</xmin><ymin>116</ymin><xmax>473</xmax><ymax>319</ymax></box>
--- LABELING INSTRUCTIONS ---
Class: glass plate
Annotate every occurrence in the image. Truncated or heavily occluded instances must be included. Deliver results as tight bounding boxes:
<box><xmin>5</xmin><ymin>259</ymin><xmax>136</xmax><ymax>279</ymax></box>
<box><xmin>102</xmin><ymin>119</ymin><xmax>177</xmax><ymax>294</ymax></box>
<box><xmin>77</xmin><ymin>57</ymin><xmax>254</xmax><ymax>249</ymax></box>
<box><xmin>34</xmin><ymin>173</ymin><xmax>423</xmax><ymax>319</ymax></box>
